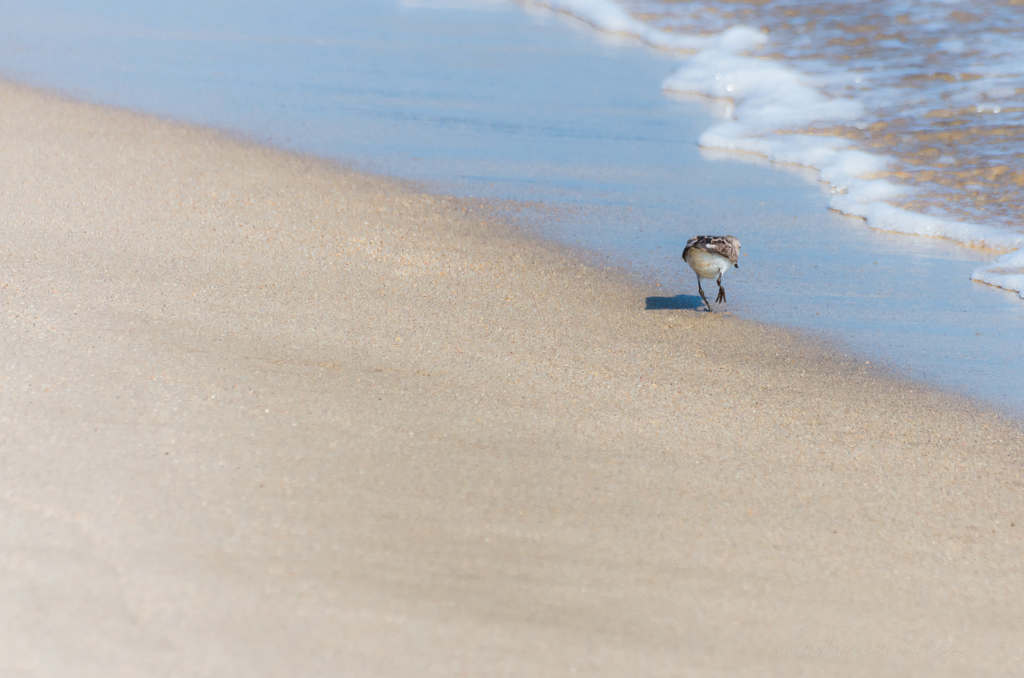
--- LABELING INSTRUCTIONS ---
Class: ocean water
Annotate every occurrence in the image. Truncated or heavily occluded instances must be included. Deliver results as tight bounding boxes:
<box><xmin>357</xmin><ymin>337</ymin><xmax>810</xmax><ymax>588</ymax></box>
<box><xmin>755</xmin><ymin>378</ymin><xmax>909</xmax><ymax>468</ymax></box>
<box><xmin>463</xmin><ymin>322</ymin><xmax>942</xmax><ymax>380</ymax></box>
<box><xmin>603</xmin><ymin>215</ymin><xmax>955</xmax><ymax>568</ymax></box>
<box><xmin>543</xmin><ymin>0</ymin><xmax>1024</xmax><ymax>297</ymax></box>
<box><xmin>0</xmin><ymin>0</ymin><xmax>1021</xmax><ymax>414</ymax></box>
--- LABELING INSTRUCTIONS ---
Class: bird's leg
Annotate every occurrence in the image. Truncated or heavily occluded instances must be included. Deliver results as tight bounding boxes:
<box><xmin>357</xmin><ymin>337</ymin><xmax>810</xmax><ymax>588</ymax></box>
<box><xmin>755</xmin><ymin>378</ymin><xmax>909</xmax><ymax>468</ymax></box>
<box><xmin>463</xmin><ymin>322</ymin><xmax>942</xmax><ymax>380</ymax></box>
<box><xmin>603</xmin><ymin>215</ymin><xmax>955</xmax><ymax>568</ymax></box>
<box><xmin>716</xmin><ymin>273</ymin><xmax>727</xmax><ymax>304</ymax></box>
<box><xmin>696</xmin><ymin>275</ymin><xmax>712</xmax><ymax>312</ymax></box>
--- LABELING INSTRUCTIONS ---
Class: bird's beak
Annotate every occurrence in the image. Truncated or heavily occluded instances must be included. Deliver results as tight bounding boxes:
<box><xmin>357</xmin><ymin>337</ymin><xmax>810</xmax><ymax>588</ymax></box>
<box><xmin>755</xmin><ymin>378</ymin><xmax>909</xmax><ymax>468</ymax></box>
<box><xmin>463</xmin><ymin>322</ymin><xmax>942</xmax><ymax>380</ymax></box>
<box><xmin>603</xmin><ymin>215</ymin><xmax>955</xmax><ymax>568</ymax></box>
<box><xmin>734</xmin><ymin>263</ymin><xmax>739</xmax><ymax>269</ymax></box>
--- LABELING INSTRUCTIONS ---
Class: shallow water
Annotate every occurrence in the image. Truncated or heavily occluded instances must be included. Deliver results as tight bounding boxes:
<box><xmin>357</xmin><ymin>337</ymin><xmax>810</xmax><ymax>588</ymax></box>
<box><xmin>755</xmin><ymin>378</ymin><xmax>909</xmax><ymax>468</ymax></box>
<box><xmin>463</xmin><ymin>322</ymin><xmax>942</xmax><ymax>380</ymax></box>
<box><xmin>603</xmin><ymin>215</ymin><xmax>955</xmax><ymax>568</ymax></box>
<box><xmin>1</xmin><ymin>0</ymin><xmax>1021</xmax><ymax>415</ymax></box>
<box><xmin>622</xmin><ymin>0</ymin><xmax>1024</xmax><ymax>227</ymax></box>
<box><xmin>543</xmin><ymin>0</ymin><xmax>1024</xmax><ymax>297</ymax></box>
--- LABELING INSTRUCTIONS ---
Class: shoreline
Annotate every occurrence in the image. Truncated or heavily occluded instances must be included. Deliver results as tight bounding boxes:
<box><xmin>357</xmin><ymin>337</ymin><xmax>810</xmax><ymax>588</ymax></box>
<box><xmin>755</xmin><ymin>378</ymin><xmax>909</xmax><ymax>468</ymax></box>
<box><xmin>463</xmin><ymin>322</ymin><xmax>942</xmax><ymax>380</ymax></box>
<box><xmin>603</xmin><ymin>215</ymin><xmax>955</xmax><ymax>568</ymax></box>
<box><xmin>2</xmin><ymin>81</ymin><xmax>1024</xmax><ymax>675</ymax></box>
<box><xmin>2</xmin><ymin>0</ymin><xmax>1022</xmax><ymax>417</ymax></box>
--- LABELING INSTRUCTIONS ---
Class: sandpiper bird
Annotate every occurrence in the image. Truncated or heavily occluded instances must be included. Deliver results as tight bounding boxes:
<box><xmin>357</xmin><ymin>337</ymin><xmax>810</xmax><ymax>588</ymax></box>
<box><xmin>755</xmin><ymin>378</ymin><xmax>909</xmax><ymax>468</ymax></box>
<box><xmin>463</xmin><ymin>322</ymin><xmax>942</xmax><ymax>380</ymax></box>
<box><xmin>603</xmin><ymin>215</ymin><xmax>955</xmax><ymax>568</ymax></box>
<box><xmin>682</xmin><ymin>235</ymin><xmax>741</xmax><ymax>312</ymax></box>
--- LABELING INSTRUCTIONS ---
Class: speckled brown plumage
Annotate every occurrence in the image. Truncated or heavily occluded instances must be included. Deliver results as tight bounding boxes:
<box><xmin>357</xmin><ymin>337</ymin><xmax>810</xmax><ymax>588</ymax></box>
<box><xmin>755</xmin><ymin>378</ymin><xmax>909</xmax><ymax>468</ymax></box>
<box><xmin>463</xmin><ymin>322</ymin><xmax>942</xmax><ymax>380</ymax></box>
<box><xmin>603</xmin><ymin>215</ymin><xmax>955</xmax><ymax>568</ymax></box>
<box><xmin>682</xmin><ymin>235</ymin><xmax>741</xmax><ymax>266</ymax></box>
<box><xmin>682</xmin><ymin>235</ymin><xmax>741</xmax><ymax>312</ymax></box>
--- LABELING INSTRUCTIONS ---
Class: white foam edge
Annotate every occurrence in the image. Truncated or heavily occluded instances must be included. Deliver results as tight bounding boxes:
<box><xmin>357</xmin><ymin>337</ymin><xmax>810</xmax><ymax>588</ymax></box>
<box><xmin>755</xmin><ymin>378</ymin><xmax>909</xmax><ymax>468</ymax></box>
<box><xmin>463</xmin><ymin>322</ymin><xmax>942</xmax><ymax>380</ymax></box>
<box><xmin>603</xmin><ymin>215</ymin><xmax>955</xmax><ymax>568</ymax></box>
<box><xmin>700</xmin><ymin>124</ymin><xmax>1023</xmax><ymax>246</ymax></box>
<box><xmin>529</xmin><ymin>0</ymin><xmax>1024</xmax><ymax>298</ymax></box>
<box><xmin>971</xmin><ymin>250</ymin><xmax>1024</xmax><ymax>300</ymax></box>
<box><xmin>662</xmin><ymin>35</ymin><xmax>1024</xmax><ymax>297</ymax></box>
<box><xmin>704</xmin><ymin>131</ymin><xmax>1024</xmax><ymax>299</ymax></box>
<box><xmin>530</xmin><ymin>0</ymin><xmax>767</xmax><ymax>52</ymax></box>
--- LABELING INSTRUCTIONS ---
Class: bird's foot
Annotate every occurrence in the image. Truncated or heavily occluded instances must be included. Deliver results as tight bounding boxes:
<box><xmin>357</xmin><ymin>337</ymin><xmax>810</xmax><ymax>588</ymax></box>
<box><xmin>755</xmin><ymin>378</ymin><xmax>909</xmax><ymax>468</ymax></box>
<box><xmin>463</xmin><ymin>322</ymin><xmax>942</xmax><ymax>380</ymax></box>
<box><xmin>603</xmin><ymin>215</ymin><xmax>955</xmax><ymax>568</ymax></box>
<box><xmin>716</xmin><ymin>288</ymin><xmax>727</xmax><ymax>304</ymax></box>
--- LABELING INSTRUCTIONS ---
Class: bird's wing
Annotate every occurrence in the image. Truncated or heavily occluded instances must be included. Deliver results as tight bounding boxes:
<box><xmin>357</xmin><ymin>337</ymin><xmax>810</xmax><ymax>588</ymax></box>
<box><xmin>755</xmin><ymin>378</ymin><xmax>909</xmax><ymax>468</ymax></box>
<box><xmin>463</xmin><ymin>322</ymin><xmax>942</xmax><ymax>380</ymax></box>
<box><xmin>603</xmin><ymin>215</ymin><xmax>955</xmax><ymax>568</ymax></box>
<box><xmin>692</xmin><ymin>236</ymin><xmax>739</xmax><ymax>264</ymax></box>
<box><xmin>683</xmin><ymin>236</ymin><xmax>738</xmax><ymax>264</ymax></box>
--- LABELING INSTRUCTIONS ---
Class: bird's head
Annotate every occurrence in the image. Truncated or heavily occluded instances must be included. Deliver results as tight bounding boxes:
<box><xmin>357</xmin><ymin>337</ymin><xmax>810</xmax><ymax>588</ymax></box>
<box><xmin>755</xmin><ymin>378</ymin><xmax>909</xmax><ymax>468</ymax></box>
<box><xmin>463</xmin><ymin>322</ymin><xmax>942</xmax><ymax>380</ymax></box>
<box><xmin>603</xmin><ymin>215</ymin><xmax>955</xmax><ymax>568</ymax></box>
<box><xmin>729</xmin><ymin>236</ymin><xmax>741</xmax><ymax>268</ymax></box>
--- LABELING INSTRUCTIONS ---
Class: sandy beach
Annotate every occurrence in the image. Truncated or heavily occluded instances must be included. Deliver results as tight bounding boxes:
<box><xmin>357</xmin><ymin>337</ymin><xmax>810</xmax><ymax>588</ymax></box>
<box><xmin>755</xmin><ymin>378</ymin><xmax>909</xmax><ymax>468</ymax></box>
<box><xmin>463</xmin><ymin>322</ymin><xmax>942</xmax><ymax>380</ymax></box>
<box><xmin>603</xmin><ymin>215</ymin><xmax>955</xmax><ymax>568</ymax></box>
<box><xmin>2</xmin><ymin>81</ymin><xmax>1022</xmax><ymax>675</ymax></box>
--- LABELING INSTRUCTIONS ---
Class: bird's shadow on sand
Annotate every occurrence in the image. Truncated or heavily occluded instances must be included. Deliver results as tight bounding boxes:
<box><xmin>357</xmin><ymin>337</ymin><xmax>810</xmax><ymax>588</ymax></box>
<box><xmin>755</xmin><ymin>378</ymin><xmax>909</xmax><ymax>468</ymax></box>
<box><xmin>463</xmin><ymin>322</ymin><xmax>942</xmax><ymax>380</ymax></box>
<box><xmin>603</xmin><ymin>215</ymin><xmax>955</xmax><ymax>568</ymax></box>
<box><xmin>645</xmin><ymin>294</ymin><xmax>706</xmax><ymax>311</ymax></box>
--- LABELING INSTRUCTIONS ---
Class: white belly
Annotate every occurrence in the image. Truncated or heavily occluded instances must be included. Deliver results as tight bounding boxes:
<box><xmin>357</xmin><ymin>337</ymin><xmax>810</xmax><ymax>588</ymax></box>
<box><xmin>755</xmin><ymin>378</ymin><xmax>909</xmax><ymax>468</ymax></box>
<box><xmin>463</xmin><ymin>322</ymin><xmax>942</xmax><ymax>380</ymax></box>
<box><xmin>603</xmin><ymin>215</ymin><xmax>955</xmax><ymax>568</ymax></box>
<box><xmin>685</xmin><ymin>248</ymin><xmax>730</xmax><ymax>280</ymax></box>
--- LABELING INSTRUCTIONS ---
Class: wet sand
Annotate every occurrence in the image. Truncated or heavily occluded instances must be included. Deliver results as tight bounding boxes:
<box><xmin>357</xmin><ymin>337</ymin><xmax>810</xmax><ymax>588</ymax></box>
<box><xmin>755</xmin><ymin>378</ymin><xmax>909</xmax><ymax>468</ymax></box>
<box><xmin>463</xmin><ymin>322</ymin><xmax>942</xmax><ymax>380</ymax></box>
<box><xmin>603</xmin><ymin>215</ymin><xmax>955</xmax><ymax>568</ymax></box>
<box><xmin>2</xmin><ymin>82</ymin><xmax>1023</xmax><ymax>676</ymax></box>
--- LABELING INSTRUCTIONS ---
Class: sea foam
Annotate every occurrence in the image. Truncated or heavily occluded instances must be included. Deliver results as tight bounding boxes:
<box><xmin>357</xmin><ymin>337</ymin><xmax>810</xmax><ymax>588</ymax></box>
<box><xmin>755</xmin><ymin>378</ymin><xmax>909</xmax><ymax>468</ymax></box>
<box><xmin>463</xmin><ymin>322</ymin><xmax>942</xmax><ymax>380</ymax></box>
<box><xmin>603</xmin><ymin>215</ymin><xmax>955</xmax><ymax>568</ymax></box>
<box><xmin>533</xmin><ymin>0</ymin><xmax>1024</xmax><ymax>299</ymax></box>
<box><xmin>541</xmin><ymin>0</ymin><xmax>713</xmax><ymax>50</ymax></box>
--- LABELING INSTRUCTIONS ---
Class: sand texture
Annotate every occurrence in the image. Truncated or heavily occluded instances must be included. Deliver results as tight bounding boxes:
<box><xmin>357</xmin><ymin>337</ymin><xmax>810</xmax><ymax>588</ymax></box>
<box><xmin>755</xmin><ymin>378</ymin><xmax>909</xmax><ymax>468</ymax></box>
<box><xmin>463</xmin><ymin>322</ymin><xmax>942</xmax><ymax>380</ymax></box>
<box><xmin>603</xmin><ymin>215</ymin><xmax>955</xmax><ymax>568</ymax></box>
<box><xmin>1</xmin><ymin>82</ymin><xmax>1023</xmax><ymax>676</ymax></box>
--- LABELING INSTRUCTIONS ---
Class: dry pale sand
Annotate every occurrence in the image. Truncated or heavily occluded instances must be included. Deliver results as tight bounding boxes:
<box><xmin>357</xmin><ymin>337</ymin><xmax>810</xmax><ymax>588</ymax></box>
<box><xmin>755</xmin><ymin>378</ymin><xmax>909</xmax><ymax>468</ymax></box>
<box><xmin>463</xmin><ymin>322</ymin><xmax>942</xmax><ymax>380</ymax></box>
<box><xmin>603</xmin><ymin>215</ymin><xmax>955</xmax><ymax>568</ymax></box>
<box><xmin>1</xmin><ymin>81</ymin><xmax>1022</xmax><ymax>677</ymax></box>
